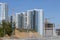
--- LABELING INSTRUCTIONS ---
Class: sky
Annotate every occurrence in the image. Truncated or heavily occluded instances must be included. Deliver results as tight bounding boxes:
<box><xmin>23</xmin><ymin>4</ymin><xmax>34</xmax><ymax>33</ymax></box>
<box><xmin>0</xmin><ymin>0</ymin><xmax>60</xmax><ymax>29</ymax></box>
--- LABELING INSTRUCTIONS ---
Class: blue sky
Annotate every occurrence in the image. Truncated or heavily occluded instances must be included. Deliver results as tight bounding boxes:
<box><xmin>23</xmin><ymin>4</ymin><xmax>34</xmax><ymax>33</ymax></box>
<box><xmin>0</xmin><ymin>0</ymin><xmax>60</xmax><ymax>28</ymax></box>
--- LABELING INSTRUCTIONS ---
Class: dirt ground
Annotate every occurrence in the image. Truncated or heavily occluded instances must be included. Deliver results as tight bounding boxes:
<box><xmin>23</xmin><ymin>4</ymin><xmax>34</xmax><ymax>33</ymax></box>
<box><xmin>14</xmin><ymin>29</ymin><xmax>41</xmax><ymax>38</ymax></box>
<box><xmin>4</xmin><ymin>29</ymin><xmax>41</xmax><ymax>38</ymax></box>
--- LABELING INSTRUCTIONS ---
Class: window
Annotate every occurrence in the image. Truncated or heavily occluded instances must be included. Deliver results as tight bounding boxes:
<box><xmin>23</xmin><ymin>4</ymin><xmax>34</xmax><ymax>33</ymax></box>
<box><xmin>47</xmin><ymin>24</ymin><xmax>53</xmax><ymax>28</ymax></box>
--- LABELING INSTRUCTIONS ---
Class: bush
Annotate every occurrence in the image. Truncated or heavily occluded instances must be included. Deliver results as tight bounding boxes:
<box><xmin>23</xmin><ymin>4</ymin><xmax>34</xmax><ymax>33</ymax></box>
<box><xmin>0</xmin><ymin>27</ymin><xmax>4</xmax><ymax>37</ymax></box>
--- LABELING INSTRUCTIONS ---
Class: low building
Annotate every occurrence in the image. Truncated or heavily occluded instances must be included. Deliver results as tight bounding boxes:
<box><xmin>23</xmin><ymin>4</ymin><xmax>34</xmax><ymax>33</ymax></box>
<box><xmin>44</xmin><ymin>19</ymin><xmax>55</xmax><ymax>37</ymax></box>
<box><xmin>56</xmin><ymin>29</ymin><xmax>60</xmax><ymax>36</ymax></box>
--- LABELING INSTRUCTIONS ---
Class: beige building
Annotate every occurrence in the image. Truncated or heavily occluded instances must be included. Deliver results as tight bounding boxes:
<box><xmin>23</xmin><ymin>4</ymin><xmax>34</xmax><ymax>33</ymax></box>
<box><xmin>44</xmin><ymin>19</ymin><xmax>55</xmax><ymax>37</ymax></box>
<box><xmin>56</xmin><ymin>29</ymin><xmax>60</xmax><ymax>36</ymax></box>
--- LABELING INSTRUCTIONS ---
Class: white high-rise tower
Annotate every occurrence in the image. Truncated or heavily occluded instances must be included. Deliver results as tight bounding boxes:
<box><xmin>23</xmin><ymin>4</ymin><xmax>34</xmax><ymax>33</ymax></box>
<box><xmin>27</xmin><ymin>9</ymin><xmax>44</xmax><ymax>36</ymax></box>
<box><xmin>0</xmin><ymin>3</ymin><xmax>8</xmax><ymax>24</ymax></box>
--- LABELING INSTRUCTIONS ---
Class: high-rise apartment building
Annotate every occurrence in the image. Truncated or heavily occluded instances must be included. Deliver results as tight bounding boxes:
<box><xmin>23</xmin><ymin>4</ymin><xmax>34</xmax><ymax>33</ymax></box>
<box><xmin>27</xmin><ymin>9</ymin><xmax>44</xmax><ymax>35</ymax></box>
<box><xmin>16</xmin><ymin>13</ymin><xmax>24</xmax><ymax>29</ymax></box>
<box><xmin>16</xmin><ymin>9</ymin><xmax>44</xmax><ymax>36</ymax></box>
<box><xmin>0</xmin><ymin>3</ymin><xmax>8</xmax><ymax>24</ymax></box>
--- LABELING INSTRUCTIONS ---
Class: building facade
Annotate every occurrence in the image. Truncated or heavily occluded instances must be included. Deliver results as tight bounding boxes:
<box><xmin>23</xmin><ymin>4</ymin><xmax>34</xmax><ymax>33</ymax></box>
<box><xmin>22</xmin><ymin>12</ymin><xmax>27</xmax><ymax>29</ymax></box>
<box><xmin>0</xmin><ymin>3</ymin><xmax>8</xmax><ymax>24</ymax></box>
<box><xmin>44</xmin><ymin>19</ymin><xmax>55</xmax><ymax>37</ymax></box>
<box><xmin>16</xmin><ymin>9</ymin><xmax>44</xmax><ymax>36</ymax></box>
<box><xmin>27</xmin><ymin>9</ymin><xmax>44</xmax><ymax>35</ymax></box>
<box><xmin>16</xmin><ymin>13</ymin><xmax>24</xmax><ymax>29</ymax></box>
<box><xmin>56</xmin><ymin>29</ymin><xmax>60</xmax><ymax>36</ymax></box>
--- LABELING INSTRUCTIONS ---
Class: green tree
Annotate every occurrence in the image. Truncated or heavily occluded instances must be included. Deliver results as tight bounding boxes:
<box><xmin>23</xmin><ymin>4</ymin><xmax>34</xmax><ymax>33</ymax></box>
<box><xmin>6</xmin><ymin>22</ymin><xmax>12</xmax><ymax>36</ymax></box>
<box><xmin>2</xmin><ymin>20</ymin><xmax>12</xmax><ymax>36</ymax></box>
<box><xmin>0</xmin><ymin>20</ymin><xmax>13</xmax><ymax>37</ymax></box>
